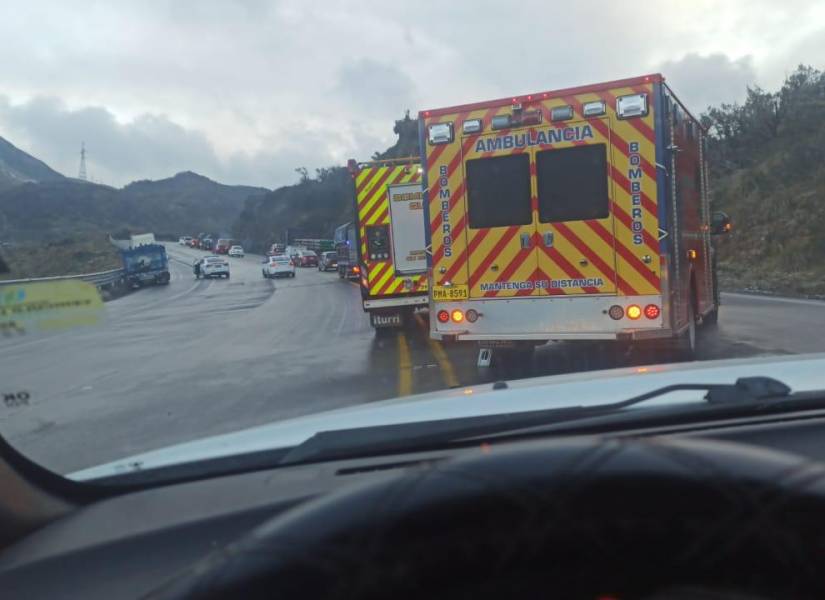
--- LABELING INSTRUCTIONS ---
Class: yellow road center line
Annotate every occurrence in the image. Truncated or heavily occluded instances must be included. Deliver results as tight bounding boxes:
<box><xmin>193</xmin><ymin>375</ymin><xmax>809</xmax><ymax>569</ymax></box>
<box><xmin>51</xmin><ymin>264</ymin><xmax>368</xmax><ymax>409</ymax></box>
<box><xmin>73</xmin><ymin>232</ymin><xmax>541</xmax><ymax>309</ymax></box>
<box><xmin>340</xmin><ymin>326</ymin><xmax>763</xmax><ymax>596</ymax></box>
<box><xmin>416</xmin><ymin>310</ymin><xmax>460</xmax><ymax>389</ymax></box>
<box><xmin>397</xmin><ymin>332</ymin><xmax>413</xmax><ymax>397</ymax></box>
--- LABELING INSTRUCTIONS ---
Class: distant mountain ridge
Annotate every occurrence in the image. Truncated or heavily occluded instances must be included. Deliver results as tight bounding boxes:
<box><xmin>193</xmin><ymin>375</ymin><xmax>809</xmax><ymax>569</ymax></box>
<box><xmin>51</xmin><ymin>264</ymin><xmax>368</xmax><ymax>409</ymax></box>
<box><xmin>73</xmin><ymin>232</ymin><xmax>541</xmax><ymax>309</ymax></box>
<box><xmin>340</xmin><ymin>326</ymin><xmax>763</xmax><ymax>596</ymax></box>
<box><xmin>0</xmin><ymin>169</ymin><xmax>269</xmax><ymax>242</ymax></box>
<box><xmin>0</xmin><ymin>135</ymin><xmax>66</xmax><ymax>187</ymax></box>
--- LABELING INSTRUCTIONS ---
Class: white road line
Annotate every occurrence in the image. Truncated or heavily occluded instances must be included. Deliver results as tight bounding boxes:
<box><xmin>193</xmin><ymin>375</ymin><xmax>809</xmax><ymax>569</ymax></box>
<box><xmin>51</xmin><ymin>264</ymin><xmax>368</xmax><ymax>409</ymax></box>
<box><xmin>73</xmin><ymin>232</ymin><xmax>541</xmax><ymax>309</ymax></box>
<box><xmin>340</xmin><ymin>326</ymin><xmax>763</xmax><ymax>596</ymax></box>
<box><xmin>722</xmin><ymin>292</ymin><xmax>825</xmax><ymax>308</ymax></box>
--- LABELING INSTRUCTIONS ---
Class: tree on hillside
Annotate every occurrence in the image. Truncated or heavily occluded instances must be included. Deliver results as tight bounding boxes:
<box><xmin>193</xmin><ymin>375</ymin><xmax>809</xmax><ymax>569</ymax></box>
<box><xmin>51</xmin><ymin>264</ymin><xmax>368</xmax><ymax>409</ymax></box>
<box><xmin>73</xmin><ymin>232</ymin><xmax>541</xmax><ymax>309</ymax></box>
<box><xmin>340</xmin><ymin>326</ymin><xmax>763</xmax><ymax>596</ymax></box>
<box><xmin>373</xmin><ymin>111</ymin><xmax>420</xmax><ymax>160</ymax></box>
<box><xmin>702</xmin><ymin>65</ymin><xmax>825</xmax><ymax>175</ymax></box>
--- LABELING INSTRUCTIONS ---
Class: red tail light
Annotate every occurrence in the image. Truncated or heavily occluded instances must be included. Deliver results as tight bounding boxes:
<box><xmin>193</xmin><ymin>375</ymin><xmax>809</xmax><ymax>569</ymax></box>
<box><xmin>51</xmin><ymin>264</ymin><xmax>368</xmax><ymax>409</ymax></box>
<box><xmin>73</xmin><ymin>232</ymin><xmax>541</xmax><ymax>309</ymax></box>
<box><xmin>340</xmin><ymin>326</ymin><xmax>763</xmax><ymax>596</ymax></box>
<box><xmin>437</xmin><ymin>310</ymin><xmax>449</xmax><ymax>323</ymax></box>
<box><xmin>644</xmin><ymin>304</ymin><xmax>661</xmax><ymax>319</ymax></box>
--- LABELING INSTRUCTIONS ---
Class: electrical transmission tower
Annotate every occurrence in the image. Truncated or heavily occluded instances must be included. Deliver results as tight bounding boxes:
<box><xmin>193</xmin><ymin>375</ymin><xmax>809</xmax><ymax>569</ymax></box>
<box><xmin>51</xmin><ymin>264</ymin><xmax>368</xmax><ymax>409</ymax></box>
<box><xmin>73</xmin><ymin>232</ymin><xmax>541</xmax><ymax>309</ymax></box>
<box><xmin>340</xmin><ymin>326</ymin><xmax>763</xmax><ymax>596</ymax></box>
<box><xmin>78</xmin><ymin>142</ymin><xmax>87</xmax><ymax>181</ymax></box>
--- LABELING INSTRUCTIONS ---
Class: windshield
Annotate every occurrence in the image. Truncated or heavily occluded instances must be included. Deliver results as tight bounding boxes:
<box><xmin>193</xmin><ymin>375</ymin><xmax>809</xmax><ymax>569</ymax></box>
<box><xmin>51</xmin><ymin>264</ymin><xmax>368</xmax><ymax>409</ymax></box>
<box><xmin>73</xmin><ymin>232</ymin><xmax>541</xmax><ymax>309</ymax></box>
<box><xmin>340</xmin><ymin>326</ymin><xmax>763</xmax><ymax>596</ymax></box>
<box><xmin>1</xmin><ymin>2</ymin><xmax>823</xmax><ymax>481</ymax></box>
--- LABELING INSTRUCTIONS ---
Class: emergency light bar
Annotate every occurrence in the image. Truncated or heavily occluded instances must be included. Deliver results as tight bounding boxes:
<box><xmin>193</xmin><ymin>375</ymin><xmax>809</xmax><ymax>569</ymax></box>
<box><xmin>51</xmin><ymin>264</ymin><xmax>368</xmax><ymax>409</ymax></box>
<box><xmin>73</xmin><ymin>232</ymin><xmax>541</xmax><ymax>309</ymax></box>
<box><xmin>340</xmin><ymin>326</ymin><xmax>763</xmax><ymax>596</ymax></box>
<box><xmin>582</xmin><ymin>100</ymin><xmax>606</xmax><ymax>117</ymax></box>
<box><xmin>428</xmin><ymin>122</ymin><xmax>454</xmax><ymax>145</ymax></box>
<box><xmin>616</xmin><ymin>93</ymin><xmax>648</xmax><ymax>119</ymax></box>
<box><xmin>463</xmin><ymin>119</ymin><xmax>483</xmax><ymax>134</ymax></box>
<box><xmin>491</xmin><ymin>114</ymin><xmax>511</xmax><ymax>130</ymax></box>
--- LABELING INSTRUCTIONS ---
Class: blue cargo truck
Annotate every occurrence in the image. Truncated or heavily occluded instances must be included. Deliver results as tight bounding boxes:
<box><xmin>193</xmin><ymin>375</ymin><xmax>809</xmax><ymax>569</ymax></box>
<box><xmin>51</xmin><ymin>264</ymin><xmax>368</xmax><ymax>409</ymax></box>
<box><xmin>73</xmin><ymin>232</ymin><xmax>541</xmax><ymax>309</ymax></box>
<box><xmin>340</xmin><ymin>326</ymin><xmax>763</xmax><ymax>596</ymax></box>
<box><xmin>120</xmin><ymin>244</ymin><xmax>170</xmax><ymax>287</ymax></box>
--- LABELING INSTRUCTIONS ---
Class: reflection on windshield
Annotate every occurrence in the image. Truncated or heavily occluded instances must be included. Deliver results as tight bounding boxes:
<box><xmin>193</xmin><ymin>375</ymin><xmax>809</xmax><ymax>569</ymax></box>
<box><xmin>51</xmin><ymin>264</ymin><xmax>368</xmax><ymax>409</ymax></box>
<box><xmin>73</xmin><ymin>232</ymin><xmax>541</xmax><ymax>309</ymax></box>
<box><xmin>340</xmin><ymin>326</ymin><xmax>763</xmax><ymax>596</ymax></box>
<box><xmin>0</xmin><ymin>5</ymin><xmax>823</xmax><ymax>480</ymax></box>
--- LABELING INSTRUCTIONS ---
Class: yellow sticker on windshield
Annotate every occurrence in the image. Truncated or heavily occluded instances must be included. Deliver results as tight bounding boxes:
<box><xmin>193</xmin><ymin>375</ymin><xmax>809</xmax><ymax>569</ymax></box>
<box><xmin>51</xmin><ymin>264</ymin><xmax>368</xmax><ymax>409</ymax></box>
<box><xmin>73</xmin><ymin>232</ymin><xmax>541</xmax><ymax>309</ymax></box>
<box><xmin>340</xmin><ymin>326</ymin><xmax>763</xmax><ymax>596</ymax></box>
<box><xmin>0</xmin><ymin>280</ymin><xmax>104</xmax><ymax>336</ymax></box>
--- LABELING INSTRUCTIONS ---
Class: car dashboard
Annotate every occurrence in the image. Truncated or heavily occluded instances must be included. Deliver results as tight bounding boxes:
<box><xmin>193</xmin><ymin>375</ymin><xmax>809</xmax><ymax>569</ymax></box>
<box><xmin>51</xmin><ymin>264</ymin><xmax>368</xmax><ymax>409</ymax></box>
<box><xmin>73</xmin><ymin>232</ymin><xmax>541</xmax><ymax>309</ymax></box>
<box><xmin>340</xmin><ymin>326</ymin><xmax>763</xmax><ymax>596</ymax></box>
<box><xmin>4</xmin><ymin>410</ymin><xmax>825</xmax><ymax>599</ymax></box>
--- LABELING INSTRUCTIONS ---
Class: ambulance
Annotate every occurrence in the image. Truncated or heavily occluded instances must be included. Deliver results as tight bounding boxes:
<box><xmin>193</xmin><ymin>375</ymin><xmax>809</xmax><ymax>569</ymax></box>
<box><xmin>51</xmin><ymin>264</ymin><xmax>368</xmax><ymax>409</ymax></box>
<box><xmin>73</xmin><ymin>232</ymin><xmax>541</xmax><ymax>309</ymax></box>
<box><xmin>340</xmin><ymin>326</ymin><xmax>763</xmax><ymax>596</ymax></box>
<box><xmin>419</xmin><ymin>74</ymin><xmax>730</xmax><ymax>364</ymax></box>
<box><xmin>347</xmin><ymin>157</ymin><xmax>430</xmax><ymax>329</ymax></box>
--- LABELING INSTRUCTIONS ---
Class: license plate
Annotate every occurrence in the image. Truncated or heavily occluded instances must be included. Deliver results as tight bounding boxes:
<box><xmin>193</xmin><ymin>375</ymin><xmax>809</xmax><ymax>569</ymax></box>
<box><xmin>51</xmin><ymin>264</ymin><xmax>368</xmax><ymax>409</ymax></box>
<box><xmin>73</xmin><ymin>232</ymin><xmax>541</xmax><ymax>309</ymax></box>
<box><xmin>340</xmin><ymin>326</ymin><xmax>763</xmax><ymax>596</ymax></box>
<box><xmin>432</xmin><ymin>285</ymin><xmax>468</xmax><ymax>301</ymax></box>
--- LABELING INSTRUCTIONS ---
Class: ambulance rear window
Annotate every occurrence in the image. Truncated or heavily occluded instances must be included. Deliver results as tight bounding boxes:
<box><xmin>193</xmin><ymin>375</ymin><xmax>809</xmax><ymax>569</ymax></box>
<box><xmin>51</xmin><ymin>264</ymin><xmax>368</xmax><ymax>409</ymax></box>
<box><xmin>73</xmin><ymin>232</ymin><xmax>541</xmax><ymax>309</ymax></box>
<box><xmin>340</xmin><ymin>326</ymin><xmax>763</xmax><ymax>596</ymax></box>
<box><xmin>536</xmin><ymin>144</ymin><xmax>609</xmax><ymax>223</ymax></box>
<box><xmin>466</xmin><ymin>154</ymin><xmax>532</xmax><ymax>229</ymax></box>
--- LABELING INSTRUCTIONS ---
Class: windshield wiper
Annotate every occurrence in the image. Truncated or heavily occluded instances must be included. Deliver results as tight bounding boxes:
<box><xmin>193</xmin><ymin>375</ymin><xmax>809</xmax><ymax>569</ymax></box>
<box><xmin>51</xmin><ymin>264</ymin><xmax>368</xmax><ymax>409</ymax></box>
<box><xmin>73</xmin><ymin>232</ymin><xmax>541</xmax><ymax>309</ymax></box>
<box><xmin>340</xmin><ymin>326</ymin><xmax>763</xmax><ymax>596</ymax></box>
<box><xmin>279</xmin><ymin>377</ymin><xmax>795</xmax><ymax>466</ymax></box>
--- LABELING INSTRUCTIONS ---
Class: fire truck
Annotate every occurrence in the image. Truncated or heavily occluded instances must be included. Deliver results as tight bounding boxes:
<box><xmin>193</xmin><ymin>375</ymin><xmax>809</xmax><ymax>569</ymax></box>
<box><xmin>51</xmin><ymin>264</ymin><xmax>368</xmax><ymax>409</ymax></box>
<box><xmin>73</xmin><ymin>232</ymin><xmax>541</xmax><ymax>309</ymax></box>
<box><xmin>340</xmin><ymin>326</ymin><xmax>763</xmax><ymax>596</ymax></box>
<box><xmin>347</xmin><ymin>157</ymin><xmax>429</xmax><ymax>329</ymax></box>
<box><xmin>419</xmin><ymin>74</ymin><xmax>730</xmax><ymax>365</ymax></box>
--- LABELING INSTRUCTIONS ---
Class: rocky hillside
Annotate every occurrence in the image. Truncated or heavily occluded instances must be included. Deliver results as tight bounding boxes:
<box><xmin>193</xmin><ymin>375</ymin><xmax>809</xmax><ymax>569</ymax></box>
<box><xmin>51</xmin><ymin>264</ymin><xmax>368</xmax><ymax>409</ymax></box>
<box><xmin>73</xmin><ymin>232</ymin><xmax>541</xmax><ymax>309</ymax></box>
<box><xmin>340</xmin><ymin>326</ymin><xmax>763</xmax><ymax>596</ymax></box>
<box><xmin>703</xmin><ymin>65</ymin><xmax>825</xmax><ymax>296</ymax></box>
<box><xmin>0</xmin><ymin>135</ymin><xmax>65</xmax><ymax>188</ymax></box>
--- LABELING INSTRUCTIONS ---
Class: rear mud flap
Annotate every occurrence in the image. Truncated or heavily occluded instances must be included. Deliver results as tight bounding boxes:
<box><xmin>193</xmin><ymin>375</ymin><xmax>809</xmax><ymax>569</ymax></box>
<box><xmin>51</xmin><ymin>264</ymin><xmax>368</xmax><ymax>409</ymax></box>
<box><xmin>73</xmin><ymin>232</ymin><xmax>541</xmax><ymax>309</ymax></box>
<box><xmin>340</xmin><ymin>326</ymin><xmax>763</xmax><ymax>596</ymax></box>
<box><xmin>370</xmin><ymin>311</ymin><xmax>404</xmax><ymax>329</ymax></box>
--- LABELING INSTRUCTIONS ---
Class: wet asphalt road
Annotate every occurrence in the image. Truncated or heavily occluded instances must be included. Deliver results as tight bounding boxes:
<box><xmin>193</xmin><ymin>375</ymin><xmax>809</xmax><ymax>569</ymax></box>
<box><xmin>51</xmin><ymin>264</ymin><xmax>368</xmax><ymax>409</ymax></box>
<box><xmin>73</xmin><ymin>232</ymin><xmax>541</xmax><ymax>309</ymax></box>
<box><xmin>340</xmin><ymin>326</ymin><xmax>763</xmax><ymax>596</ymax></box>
<box><xmin>1</xmin><ymin>244</ymin><xmax>824</xmax><ymax>474</ymax></box>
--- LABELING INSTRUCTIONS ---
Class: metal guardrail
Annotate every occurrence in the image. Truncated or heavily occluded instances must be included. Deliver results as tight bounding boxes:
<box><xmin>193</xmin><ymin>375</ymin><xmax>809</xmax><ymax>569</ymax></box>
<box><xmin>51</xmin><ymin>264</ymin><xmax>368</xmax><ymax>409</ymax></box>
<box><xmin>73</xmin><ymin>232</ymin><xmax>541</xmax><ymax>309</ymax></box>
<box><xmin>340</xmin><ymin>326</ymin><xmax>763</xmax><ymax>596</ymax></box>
<box><xmin>0</xmin><ymin>268</ymin><xmax>124</xmax><ymax>289</ymax></box>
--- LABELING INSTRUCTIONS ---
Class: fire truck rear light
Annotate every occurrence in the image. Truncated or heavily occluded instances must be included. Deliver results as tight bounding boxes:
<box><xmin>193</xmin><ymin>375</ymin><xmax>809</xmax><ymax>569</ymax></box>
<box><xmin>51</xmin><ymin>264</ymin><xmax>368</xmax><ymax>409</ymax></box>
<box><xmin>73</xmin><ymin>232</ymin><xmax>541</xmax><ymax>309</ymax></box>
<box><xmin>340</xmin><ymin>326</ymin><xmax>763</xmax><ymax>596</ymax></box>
<box><xmin>428</xmin><ymin>122</ymin><xmax>454</xmax><ymax>145</ymax></box>
<box><xmin>550</xmin><ymin>105</ymin><xmax>573</xmax><ymax>121</ymax></box>
<box><xmin>644</xmin><ymin>304</ymin><xmax>661</xmax><ymax>319</ymax></box>
<box><xmin>466</xmin><ymin>309</ymin><xmax>479</xmax><ymax>323</ymax></box>
<box><xmin>437</xmin><ymin>310</ymin><xmax>450</xmax><ymax>323</ymax></box>
<box><xmin>617</xmin><ymin>93</ymin><xmax>649</xmax><ymax>119</ymax></box>
<box><xmin>463</xmin><ymin>119</ymin><xmax>483</xmax><ymax>134</ymax></box>
<box><xmin>627</xmin><ymin>304</ymin><xmax>642</xmax><ymax>320</ymax></box>
<box><xmin>608</xmin><ymin>305</ymin><xmax>624</xmax><ymax>320</ymax></box>
<box><xmin>582</xmin><ymin>100</ymin><xmax>606</xmax><ymax>117</ymax></box>
<box><xmin>491</xmin><ymin>114</ymin><xmax>512</xmax><ymax>130</ymax></box>
<box><xmin>451</xmin><ymin>310</ymin><xmax>464</xmax><ymax>323</ymax></box>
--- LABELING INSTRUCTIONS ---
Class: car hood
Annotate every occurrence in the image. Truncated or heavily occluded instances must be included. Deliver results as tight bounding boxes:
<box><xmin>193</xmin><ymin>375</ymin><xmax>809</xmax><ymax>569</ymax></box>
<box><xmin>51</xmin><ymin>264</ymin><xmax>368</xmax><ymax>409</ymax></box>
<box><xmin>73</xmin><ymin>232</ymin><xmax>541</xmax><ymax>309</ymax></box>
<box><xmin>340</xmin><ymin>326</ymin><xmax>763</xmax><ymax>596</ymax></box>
<box><xmin>70</xmin><ymin>353</ymin><xmax>825</xmax><ymax>480</ymax></box>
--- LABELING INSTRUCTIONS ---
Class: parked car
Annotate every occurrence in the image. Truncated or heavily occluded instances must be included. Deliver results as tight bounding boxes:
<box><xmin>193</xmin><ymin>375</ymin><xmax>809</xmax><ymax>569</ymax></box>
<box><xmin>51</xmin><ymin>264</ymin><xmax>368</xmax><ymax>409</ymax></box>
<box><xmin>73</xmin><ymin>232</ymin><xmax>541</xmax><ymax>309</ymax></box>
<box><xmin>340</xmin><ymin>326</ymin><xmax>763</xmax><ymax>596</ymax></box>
<box><xmin>228</xmin><ymin>245</ymin><xmax>244</xmax><ymax>258</ymax></box>
<box><xmin>318</xmin><ymin>251</ymin><xmax>338</xmax><ymax>272</ymax></box>
<box><xmin>195</xmin><ymin>255</ymin><xmax>230</xmax><ymax>279</ymax></box>
<box><xmin>262</xmin><ymin>255</ymin><xmax>295</xmax><ymax>278</ymax></box>
<box><xmin>295</xmin><ymin>250</ymin><xmax>318</xmax><ymax>267</ymax></box>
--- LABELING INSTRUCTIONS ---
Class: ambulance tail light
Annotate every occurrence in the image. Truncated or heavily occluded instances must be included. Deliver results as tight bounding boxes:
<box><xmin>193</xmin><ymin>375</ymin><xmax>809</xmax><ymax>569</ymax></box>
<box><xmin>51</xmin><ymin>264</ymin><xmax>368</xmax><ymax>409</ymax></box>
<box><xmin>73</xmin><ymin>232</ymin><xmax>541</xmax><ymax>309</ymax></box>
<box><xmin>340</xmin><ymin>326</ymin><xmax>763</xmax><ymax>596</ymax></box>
<box><xmin>466</xmin><ymin>309</ymin><xmax>479</xmax><ymax>323</ymax></box>
<box><xmin>626</xmin><ymin>305</ymin><xmax>642</xmax><ymax>320</ymax></box>
<box><xmin>451</xmin><ymin>309</ymin><xmax>464</xmax><ymax>323</ymax></box>
<box><xmin>462</xmin><ymin>119</ymin><xmax>483</xmax><ymax>134</ymax></box>
<box><xmin>616</xmin><ymin>93</ymin><xmax>649</xmax><ymax>119</ymax></box>
<box><xmin>437</xmin><ymin>310</ymin><xmax>450</xmax><ymax>324</ymax></box>
<box><xmin>608</xmin><ymin>305</ymin><xmax>624</xmax><ymax>320</ymax></box>
<box><xmin>428</xmin><ymin>123</ymin><xmax>454</xmax><ymax>145</ymax></box>
<box><xmin>644</xmin><ymin>304</ymin><xmax>661</xmax><ymax>320</ymax></box>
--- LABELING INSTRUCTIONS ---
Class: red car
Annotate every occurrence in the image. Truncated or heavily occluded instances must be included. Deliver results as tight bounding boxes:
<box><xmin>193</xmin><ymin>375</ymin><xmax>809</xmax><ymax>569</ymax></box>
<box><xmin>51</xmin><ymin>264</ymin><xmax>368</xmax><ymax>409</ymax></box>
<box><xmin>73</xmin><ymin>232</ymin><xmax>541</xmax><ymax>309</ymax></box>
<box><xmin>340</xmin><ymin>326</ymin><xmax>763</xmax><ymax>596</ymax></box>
<box><xmin>296</xmin><ymin>250</ymin><xmax>318</xmax><ymax>267</ymax></box>
<box><xmin>214</xmin><ymin>239</ymin><xmax>234</xmax><ymax>254</ymax></box>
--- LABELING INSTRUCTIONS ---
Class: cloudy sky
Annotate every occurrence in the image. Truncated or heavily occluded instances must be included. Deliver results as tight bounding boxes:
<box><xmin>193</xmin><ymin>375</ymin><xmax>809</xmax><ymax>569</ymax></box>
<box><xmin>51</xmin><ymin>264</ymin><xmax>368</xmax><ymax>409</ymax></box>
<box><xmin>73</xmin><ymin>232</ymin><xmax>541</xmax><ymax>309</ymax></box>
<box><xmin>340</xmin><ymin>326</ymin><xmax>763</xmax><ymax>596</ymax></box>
<box><xmin>0</xmin><ymin>0</ymin><xmax>822</xmax><ymax>188</ymax></box>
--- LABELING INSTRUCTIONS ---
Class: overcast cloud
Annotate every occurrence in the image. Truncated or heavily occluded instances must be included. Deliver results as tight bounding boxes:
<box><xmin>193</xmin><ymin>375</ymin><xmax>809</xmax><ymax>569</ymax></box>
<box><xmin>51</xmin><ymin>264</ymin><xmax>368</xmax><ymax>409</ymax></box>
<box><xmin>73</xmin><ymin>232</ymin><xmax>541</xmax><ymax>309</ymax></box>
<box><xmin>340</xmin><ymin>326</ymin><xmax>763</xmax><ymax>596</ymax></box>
<box><xmin>0</xmin><ymin>0</ymin><xmax>822</xmax><ymax>188</ymax></box>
